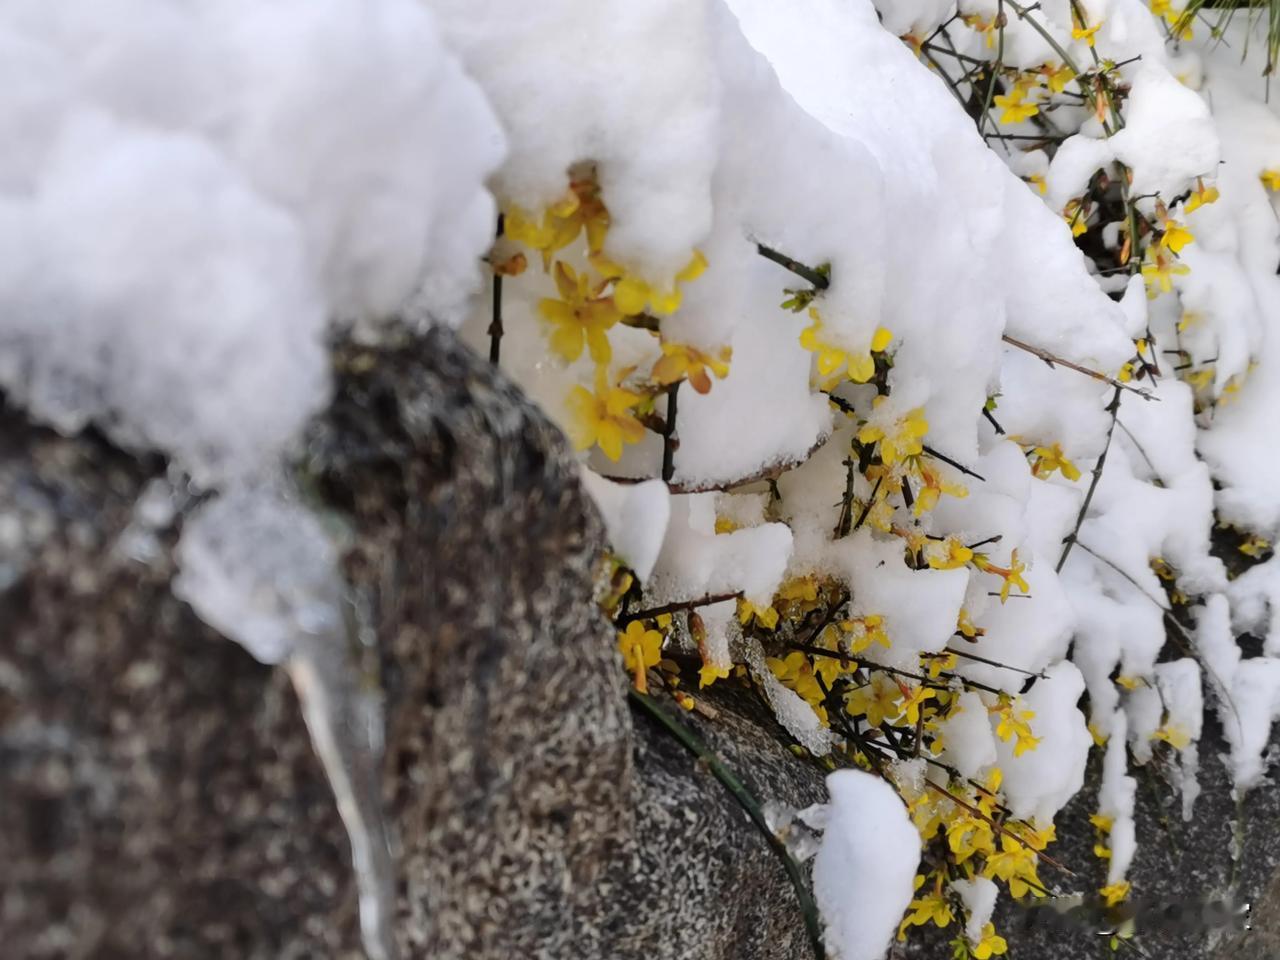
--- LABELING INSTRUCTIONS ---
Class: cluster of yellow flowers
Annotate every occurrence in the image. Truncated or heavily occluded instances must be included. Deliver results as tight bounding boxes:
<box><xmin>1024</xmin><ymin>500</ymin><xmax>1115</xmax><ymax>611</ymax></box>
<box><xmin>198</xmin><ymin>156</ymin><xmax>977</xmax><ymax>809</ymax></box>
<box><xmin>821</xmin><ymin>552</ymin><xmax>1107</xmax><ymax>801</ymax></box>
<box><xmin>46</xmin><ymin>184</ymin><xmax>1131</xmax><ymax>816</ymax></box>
<box><xmin>502</xmin><ymin>170</ymin><xmax>727</xmax><ymax>462</ymax></box>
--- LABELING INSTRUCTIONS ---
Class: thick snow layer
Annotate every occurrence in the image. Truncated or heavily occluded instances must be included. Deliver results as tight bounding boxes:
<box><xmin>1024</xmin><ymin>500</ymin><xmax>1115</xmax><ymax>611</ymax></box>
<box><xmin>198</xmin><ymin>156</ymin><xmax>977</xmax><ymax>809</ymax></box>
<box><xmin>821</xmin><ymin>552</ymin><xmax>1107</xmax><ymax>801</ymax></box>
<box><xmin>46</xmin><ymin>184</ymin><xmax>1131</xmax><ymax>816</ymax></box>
<box><xmin>0</xmin><ymin>0</ymin><xmax>502</xmax><ymax>485</ymax></box>
<box><xmin>579</xmin><ymin>470</ymin><xmax>670</xmax><ymax>581</ymax></box>
<box><xmin>812</xmin><ymin>769</ymin><xmax>920</xmax><ymax>960</ymax></box>
<box><xmin>995</xmin><ymin>662</ymin><xmax>1092</xmax><ymax>823</ymax></box>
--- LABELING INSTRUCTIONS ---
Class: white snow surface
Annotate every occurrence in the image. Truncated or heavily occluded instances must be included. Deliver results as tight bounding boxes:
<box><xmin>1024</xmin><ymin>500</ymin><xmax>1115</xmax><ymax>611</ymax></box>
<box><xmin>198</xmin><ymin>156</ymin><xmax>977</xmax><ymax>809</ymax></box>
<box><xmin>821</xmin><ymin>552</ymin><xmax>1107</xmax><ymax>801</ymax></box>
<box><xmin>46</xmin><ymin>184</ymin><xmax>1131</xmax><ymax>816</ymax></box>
<box><xmin>812</xmin><ymin>769</ymin><xmax>920</xmax><ymax>960</ymax></box>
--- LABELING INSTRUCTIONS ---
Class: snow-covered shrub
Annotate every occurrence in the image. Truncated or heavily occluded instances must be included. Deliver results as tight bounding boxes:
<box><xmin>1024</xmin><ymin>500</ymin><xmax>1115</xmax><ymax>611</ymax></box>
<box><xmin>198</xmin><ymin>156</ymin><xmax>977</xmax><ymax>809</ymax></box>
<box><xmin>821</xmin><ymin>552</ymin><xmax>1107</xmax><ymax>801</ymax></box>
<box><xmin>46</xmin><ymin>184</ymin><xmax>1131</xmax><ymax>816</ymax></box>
<box><xmin>5</xmin><ymin>0</ymin><xmax>1280</xmax><ymax>957</ymax></box>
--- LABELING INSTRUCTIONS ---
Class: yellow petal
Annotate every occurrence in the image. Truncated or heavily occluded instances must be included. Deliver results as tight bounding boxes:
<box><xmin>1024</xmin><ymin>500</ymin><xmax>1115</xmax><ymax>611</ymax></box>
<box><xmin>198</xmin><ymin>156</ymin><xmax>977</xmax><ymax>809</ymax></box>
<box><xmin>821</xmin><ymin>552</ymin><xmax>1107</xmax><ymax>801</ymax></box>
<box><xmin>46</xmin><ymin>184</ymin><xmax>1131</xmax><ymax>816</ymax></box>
<box><xmin>847</xmin><ymin>352</ymin><xmax>875</xmax><ymax>383</ymax></box>
<box><xmin>677</xmin><ymin>250</ymin><xmax>708</xmax><ymax>283</ymax></box>
<box><xmin>871</xmin><ymin>327</ymin><xmax>893</xmax><ymax>352</ymax></box>
<box><xmin>613</xmin><ymin>277</ymin><xmax>649</xmax><ymax>316</ymax></box>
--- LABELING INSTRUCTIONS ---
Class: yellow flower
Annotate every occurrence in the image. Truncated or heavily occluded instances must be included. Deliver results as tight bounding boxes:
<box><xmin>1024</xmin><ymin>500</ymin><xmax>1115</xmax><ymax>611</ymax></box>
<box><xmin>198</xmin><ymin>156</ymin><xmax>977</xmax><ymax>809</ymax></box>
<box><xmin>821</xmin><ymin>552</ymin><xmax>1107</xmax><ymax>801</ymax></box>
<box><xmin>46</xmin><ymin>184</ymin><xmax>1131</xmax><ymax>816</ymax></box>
<box><xmin>1153</xmin><ymin>723</ymin><xmax>1191</xmax><ymax>749</ymax></box>
<box><xmin>566</xmin><ymin>367</ymin><xmax>647</xmax><ymax>461</ymax></box>
<box><xmin>538</xmin><ymin>261</ymin><xmax>621</xmax><ymax>364</ymax></box>
<box><xmin>915</xmin><ymin>461</ymin><xmax>968</xmax><ymax>516</ymax></box>
<box><xmin>699</xmin><ymin>662</ymin><xmax>731</xmax><ymax>689</ymax></box>
<box><xmin>1159</xmin><ymin>219</ymin><xmax>1195</xmax><ymax>254</ymax></box>
<box><xmin>1063</xmin><ymin>198</ymin><xmax>1089</xmax><ymax>237</ymax></box>
<box><xmin>739</xmin><ymin>598</ymin><xmax>780</xmax><ymax>630</ymax></box>
<box><xmin>1030</xmin><ymin>442</ymin><xmax>1082</xmax><ymax>481</ymax></box>
<box><xmin>927</xmin><ymin>537</ymin><xmax>974</xmax><ymax>571</ymax></box>
<box><xmin>846</xmin><ymin>673</ymin><xmax>902</xmax><ymax>726</ymax></box>
<box><xmin>652</xmin><ymin>341</ymin><xmax>732</xmax><ymax>394</ymax></box>
<box><xmin>844</xmin><ymin>615</ymin><xmax>891</xmax><ymax>654</ymax></box>
<box><xmin>1071</xmin><ymin>19</ymin><xmax>1102</xmax><ymax>47</ymax></box>
<box><xmin>1261</xmin><ymin>169</ymin><xmax>1280</xmax><ymax>191</ymax></box>
<box><xmin>1185</xmin><ymin>179</ymin><xmax>1219</xmax><ymax>213</ymax></box>
<box><xmin>606</xmin><ymin>250</ymin><xmax>707</xmax><ymax>317</ymax></box>
<box><xmin>1045</xmin><ymin>62</ymin><xmax>1075</xmax><ymax>93</ymax></box>
<box><xmin>618</xmin><ymin>620</ymin><xmax>663</xmax><ymax>692</ymax></box>
<box><xmin>1115</xmin><ymin>674</ymin><xmax>1142</xmax><ymax>691</ymax></box>
<box><xmin>897</xmin><ymin>874</ymin><xmax>955</xmax><ymax>940</ymax></box>
<box><xmin>991</xmin><ymin>696</ymin><xmax>1040</xmax><ymax>755</ymax></box>
<box><xmin>900</xmin><ymin>684</ymin><xmax>937</xmax><ymax>726</ymax></box>
<box><xmin>972</xmin><ymin>922</ymin><xmax>1008</xmax><ymax>959</ymax></box>
<box><xmin>1090</xmin><ymin>812</ymin><xmax>1114</xmax><ymax>832</ymax></box>
<box><xmin>505</xmin><ymin>174</ymin><xmax>610</xmax><ymax>267</ymax></box>
<box><xmin>957</xmin><ymin>607</ymin><xmax>982</xmax><ymax>639</ymax></box>
<box><xmin>947</xmin><ymin>811</ymin><xmax>995</xmax><ymax>864</ymax></box>
<box><xmin>1026</xmin><ymin>173</ymin><xmax>1047</xmax><ymax>195</ymax></box>
<box><xmin>1100</xmin><ymin>880</ymin><xmax>1131</xmax><ymax>907</ymax></box>
<box><xmin>973</xmin><ymin>549</ymin><xmax>1030</xmax><ymax>603</ymax></box>
<box><xmin>925</xmin><ymin>650</ymin><xmax>959</xmax><ymax>679</ymax></box>
<box><xmin>983</xmin><ymin>834</ymin><xmax>1044</xmax><ymax>898</ymax></box>
<box><xmin>962</xmin><ymin>14</ymin><xmax>999</xmax><ymax>49</ymax></box>
<box><xmin>857</xmin><ymin>400</ymin><xmax>928</xmax><ymax>466</ymax></box>
<box><xmin>799</xmin><ymin>308</ymin><xmax>890</xmax><ymax>388</ymax></box>
<box><xmin>1240</xmin><ymin>534</ymin><xmax>1271</xmax><ymax>558</ymax></box>
<box><xmin>994</xmin><ymin>87</ymin><xmax>1040</xmax><ymax>124</ymax></box>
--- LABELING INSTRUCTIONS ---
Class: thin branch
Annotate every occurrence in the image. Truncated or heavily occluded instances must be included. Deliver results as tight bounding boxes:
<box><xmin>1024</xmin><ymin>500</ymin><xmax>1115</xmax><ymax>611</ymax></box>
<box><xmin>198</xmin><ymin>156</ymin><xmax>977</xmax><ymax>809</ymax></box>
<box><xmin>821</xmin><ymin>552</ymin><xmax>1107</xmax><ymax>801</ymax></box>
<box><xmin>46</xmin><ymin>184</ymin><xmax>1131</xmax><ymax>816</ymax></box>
<box><xmin>616</xmin><ymin>591</ymin><xmax>743</xmax><ymax>626</ymax></box>
<box><xmin>1057</xmin><ymin>386</ymin><xmax>1122</xmax><ymax>573</ymax></box>
<box><xmin>662</xmin><ymin>382</ymin><xmax>679</xmax><ymax>483</ymax></box>
<box><xmin>921</xmin><ymin>444</ymin><xmax>987</xmax><ymax>481</ymax></box>
<box><xmin>943</xmin><ymin>646</ymin><xmax>1047</xmax><ymax>678</ymax></box>
<box><xmin>756</xmin><ymin>243</ymin><xmax>830</xmax><ymax>290</ymax></box>
<box><xmin>488</xmin><ymin>214</ymin><xmax>505</xmax><ymax>364</ymax></box>
<box><xmin>1002</xmin><ymin>334</ymin><xmax>1157</xmax><ymax>400</ymax></box>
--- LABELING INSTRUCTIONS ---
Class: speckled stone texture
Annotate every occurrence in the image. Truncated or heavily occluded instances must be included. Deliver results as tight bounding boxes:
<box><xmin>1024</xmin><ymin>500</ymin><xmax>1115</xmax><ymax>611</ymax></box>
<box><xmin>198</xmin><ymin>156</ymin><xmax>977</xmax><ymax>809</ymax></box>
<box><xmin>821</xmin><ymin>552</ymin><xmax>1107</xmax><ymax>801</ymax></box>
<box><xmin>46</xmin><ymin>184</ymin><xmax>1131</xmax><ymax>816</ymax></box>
<box><xmin>0</xmin><ymin>416</ymin><xmax>363</xmax><ymax>958</ymax></box>
<box><xmin>3</xmin><ymin>327</ymin><xmax>827</xmax><ymax>960</ymax></box>
<box><xmin>308</xmin><ymin>329</ymin><xmax>828</xmax><ymax>959</ymax></box>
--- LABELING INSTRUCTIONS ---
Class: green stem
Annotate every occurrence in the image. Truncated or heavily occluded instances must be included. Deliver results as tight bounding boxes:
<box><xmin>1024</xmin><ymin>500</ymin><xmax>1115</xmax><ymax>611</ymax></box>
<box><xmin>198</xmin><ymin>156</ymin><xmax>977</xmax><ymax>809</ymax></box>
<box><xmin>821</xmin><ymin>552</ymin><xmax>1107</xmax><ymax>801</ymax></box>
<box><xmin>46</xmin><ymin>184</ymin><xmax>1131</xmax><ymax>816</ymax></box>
<box><xmin>628</xmin><ymin>690</ymin><xmax>827</xmax><ymax>960</ymax></box>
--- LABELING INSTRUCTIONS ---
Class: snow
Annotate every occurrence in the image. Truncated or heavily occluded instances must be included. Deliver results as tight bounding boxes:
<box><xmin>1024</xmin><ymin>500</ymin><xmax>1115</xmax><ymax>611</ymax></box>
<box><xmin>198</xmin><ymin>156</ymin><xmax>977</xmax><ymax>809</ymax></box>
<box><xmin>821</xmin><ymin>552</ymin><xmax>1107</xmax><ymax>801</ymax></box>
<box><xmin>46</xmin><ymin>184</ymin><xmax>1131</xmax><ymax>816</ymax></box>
<box><xmin>995</xmin><ymin>662</ymin><xmax>1092</xmax><ymax>823</ymax></box>
<box><xmin>1109</xmin><ymin>64</ymin><xmax>1220</xmax><ymax>199</ymax></box>
<box><xmin>0</xmin><ymin>0</ymin><xmax>503</xmax><ymax>486</ymax></box>
<box><xmin>579</xmin><ymin>470</ymin><xmax>670</xmax><ymax>581</ymax></box>
<box><xmin>812</xmin><ymin>769</ymin><xmax>920</xmax><ymax>960</ymax></box>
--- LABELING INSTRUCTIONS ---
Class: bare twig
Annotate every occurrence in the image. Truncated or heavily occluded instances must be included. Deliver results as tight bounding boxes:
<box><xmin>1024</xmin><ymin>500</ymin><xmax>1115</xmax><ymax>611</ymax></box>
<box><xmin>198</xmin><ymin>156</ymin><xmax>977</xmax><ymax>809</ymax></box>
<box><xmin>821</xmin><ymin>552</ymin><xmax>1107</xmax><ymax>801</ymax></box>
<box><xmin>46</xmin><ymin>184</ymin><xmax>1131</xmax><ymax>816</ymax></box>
<box><xmin>756</xmin><ymin>243</ymin><xmax>830</xmax><ymax>290</ymax></box>
<box><xmin>1057</xmin><ymin>386</ymin><xmax>1122</xmax><ymax>572</ymax></box>
<box><xmin>616</xmin><ymin>591</ymin><xmax>743</xmax><ymax>626</ymax></box>
<box><xmin>1002</xmin><ymin>334</ymin><xmax>1156</xmax><ymax>400</ymax></box>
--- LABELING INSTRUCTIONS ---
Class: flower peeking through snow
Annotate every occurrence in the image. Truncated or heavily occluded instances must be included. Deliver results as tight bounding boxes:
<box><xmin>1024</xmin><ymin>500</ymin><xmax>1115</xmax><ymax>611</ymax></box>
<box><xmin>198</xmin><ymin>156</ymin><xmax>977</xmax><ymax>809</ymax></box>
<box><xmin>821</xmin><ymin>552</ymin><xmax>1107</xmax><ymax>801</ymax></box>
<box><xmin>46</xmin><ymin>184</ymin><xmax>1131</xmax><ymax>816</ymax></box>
<box><xmin>1153</xmin><ymin>723</ymin><xmax>1191</xmax><ymax>749</ymax></box>
<box><xmin>597</xmin><ymin>249</ymin><xmax>707</xmax><ymax>317</ymax></box>
<box><xmin>505</xmin><ymin>173</ymin><xmax>610</xmax><ymax>267</ymax></box>
<box><xmin>899</xmin><ymin>683</ymin><xmax>937</xmax><ymax>725</ymax></box>
<box><xmin>915</xmin><ymin>461</ymin><xmax>968</xmax><ymax>515</ymax></box>
<box><xmin>1184</xmin><ymin>178</ymin><xmax>1220</xmax><ymax>213</ymax></box>
<box><xmin>982</xmin><ymin>834</ymin><xmax>1045</xmax><ymax>898</ymax></box>
<box><xmin>858</xmin><ymin>399</ymin><xmax>928</xmax><ymax>466</ymax></box>
<box><xmin>994</xmin><ymin>85</ymin><xmax>1039</xmax><ymax>124</ymax></box>
<box><xmin>898</xmin><ymin>873</ymin><xmax>955</xmax><ymax>939</ymax></box>
<box><xmin>538</xmin><ymin>260</ymin><xmax>621</xmax><ymax>364</ymax></box>
<box><xmin>1100</xmin><ymin>880</ymin><xmax>1131</xmax><ymax>908</ymax></box>
<box><xmin>1158</xmin><ymin>217</ymin><xmax>1194</xmax><ymax>255</ymax></box>
<box><xmin>1030</xmin><ymin>442</ymin><xmax>1082</xmax><ymax>481</ymax></box>
<box><xmin>846</xmin><ymin>672</ymin><xmax>902</xmax><ymax>726</ymax></box>
<box><xmin>991</xmin><ymin>695</ymin><xmax>1041</xmax><ymax>756</ymax></box>
<box><xmin>652</xmin><ymin>340</ymin><xmax>732</xmax><ymax>394</ymax></box>
<box><xmin>1261</xmin><ymin>168</ymin><xmax>1280</xmax><ymax>191</ymax></box>
<box><xmin>617</xmin><ymin>620</ymin><xmax>663</xmax><ymax>692</ymax></box>
<box><xmin>971</xmin><ymin>922</ymin><xmax>1008</xmax><ymax>958</ymax></box>
<box><xmin>927</xmin><ymin>536</ymin><xmax>974</xmax><ymax>570</ymax></box>
<box><xmin>973</xmin><ymin>549</ymin><xmax>1029</xmax><ymax>603</ymax></box>
<box><xmin>1063</xmin><ymin>198</ymin><xmax>1089</xmax><ymax>237</ymax></box>
<box><xmin>1141</xmin><ymin>247</ymin><xmax>1191</xmax><ymax>297</ymax></box>
<box><xmin>566</xmin><ymin>366</ymin><xmax>646</xmax><ymax>461</ymax></box>
<box><xmin>739</xmin><ymin>597</ymin><xmax>780</xmax><ymax>630</ymax></box>
<box><xmin>1071</xmin><ymin>14</ymin><xmax>1102</xmax><ymax>47</ymax></box>
<box><xmin>799</xmin><ymin>308</ymin><xmax>892</xmax><ymax>388</ymax></box>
